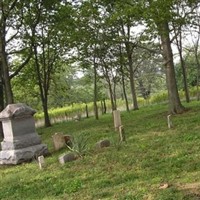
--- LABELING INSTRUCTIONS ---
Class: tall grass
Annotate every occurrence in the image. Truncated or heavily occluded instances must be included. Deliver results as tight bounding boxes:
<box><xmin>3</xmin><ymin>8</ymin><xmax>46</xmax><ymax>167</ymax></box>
<box><xmin>35</xmin><ymin>87</ymin><xmax>200</xmax><ymax>125</ymax></box>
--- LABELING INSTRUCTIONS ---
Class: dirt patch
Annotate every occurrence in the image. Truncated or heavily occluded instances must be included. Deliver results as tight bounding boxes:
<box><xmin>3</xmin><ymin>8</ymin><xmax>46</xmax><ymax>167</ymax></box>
<box><xmin>177</xmin><ymin>182</ymin><xmax>200</xmax><ymax>199</ymax></box>
<box><xmin>183</xmin><ymin>193</ymin><xmax>200</xmax><ymax>200</ymax></box>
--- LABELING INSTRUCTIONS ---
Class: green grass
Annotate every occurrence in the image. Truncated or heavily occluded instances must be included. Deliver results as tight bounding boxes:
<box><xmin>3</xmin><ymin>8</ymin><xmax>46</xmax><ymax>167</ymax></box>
<box><xmin>1</xmin><ymin>101</ymin><xmax>200</xmax><ymax>199</ymax></box>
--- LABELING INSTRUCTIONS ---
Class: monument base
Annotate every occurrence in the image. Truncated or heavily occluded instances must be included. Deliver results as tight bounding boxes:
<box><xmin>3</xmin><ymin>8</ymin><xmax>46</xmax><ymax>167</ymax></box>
<box><xmin>0</xmin><ymin>144</ymin><xmax>48</xmax><ymax>165</ymax></box>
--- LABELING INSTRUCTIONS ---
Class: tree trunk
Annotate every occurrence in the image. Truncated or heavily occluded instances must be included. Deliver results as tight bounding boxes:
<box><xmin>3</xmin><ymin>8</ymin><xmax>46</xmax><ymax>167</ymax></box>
<box><xmin>33</xmin><ymin>44</ymin><xmax>51</xmax><ymax>127</ymax></box>
<box><xmin>124</xmin><ymin>42</ymin><xmax>138</xmax><ymax>110</ymax></box>
<box><xmin>0</xmin><ymin>25</ymin><xmax>13</xmax><ymax>104</ymax></box>
<box><xmin>180</xmin><ymin>55</ymin><xmax>190</xmax><ymax>102</ymax></box>
<box><xmin>174</xmin><ymin>28</ymin><xmax>190</xmax><ymax>102</ymax></box>
<box><xmin>113</xmin><ymin>80</ymin><xmax>117</xmax><ymax>110</ymax></box>
<box><xmin>159</xmin><ymin>22</ymin><xmax>185</xmax><ymax>114</ymax></box>
<box><xmin>85</xmin><ymin>104</ymin><xmax>89</xmax><ymax>118</ymax></box>
<box><xmin>195</xmin><ymin>52</ymin><xmax>200</xmax><ymax>101</ymax></box>
<box><xmin>0</xmin><ymin>61</ymin><xmax>4</xmax><ymax>110</ymax></box>
<box><xmin>0</xmin><ymin>61</ymin><xmax>4</xmax><ymax>140</ymax></box>
<box><xmin>103</xmin><ymin>98</ymin><xmax>107</xmax><ymax>114</ymax></box>
<box><xmin>121</xmin><ymin>67</ymin><xmax>129</xmax><ymax>112</ymax></box>
<box><xmin>101</xmin><ymin>101</ymin><xmax>104</xmax><ymax>115</ymax></box>
<box><xmin>43</xmin><ymin>97</ymin><xmax>51</xmax><ymax>127</ymax></box>
<box><xmin>128</xmin><ymin>52</ymin><xmax>138</xmax><ymax>110</ymax></box>
<box><xmin>119</xmin><ymin>45</ymin><xmax>129</xmax><ymax>112</ymax></box>
<box><xmin>121</xmin><ymin>22</ymin><xmax>138</xmax><ymax>110</ymax></box>
<box><xmin>93</xmin><ymin>61</ymin><xmax>99</xmax><ymax>120</ymax></box>
<box><xmin>107</xmin><ymin>74</ymin><xmax>117</xmax><ymax>111</ymax></box>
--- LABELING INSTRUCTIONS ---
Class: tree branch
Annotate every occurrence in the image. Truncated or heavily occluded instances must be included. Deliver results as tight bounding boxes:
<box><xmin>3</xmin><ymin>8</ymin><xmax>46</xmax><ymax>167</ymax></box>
<box><xmin>9</xmin><ymin>51</ymin><xmax>32</xmax><ymax>79</ymax></box>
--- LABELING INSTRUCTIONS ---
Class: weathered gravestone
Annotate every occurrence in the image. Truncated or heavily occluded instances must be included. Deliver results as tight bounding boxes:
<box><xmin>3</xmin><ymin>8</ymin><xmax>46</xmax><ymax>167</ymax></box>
<box><xmin>113</xmin><ymin>110</ymin><xmax>122</xmax><ymax>131</ymax></box>
<box><xmin>52</xmin><ymin>133</ymin><xmax>66</xmax><ymax>151</ymax></box>
<box><xmin>95</xmin><ymin>139</ymin><xmax>111</xmax><ymax>149</ymax></box>
<box><xmin>58</xmin><ymin>152</ymin><xmax>77</xmax><ymax>164</ymax></box>
<box><xmin>38</xmin><ymin>155</ymin><xmax>45</xmax><ymax>169</ymax></box>
<box><xmin>0</xmin><ymin>103</ymin><xmax>48</xmax><ymax>165</ymax></box>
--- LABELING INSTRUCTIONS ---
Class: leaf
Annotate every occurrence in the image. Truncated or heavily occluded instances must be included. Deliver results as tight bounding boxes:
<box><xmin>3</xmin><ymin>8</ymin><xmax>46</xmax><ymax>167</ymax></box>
<box><xmin>159</xmin><ymin>183</ymin><xmax>170</xmax><ymax>189</ymax></box>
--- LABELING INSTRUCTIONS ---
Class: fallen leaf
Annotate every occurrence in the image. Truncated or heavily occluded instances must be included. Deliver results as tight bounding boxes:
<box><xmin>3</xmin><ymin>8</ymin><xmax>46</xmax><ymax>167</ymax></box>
<box><xmin>159</xmin><ymin>183</ymin><xmax>169</xmax><ymax>189</ymax></box>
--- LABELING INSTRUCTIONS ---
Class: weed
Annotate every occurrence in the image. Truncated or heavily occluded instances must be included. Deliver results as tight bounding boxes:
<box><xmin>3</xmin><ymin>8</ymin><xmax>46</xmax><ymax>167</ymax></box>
<box><xmin>67</xmin><ymin>133</ymin><xmax>89</xmax><ymax>157</ymax></box>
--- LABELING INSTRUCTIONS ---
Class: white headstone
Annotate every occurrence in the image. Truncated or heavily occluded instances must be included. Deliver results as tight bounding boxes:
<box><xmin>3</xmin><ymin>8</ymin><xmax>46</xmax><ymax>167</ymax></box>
<box><xmin>38</xmin><ymin>155</ymin><xmax>45</xmax><ymax>169</ymax></box>
<box><xmin>113</xmin><ymin>110</ymin><xmax>122</xmax><ymax>131</ymax></box>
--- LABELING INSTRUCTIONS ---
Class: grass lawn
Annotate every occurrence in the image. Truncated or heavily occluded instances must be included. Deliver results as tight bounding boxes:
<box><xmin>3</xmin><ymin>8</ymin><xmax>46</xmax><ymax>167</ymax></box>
<box><xmin>1</xmin><ymin>101</ymin><xmax>200</xmax><ymax>199</ymax></box>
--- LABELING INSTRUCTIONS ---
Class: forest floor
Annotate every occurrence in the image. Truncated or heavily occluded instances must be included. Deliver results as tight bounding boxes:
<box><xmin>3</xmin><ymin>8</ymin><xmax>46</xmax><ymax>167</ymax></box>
<box><xmin>1</xmin><ymin>101</ymin><xmax>200</xmax><ymax>199</ymax></box>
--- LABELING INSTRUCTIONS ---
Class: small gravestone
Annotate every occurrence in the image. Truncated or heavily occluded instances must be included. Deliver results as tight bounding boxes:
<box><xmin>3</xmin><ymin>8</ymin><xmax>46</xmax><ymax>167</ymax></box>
<box><xmin>52</xmin><ymin>133</ymin><xmax>66</xmax><ymax>151</ymax></box>
<box><xmin>38</xmin><ymin>155</ymin><xmax>45</xmax><ymax>169</ymax></box>
<box><xmin>119</xmin><ymin>125</ymin><xmax>126</xmax><ymax>142</ymax></box>
<box><xmin>95</xmin><ymin>139</ymin><xmax>111</xmax><ymax>149</ymax></box>
<box><xmin>58</xmin><ymin>152</ymin><xmax>77</xmax><ymax>164</ymax></box>
<box><xmin>0</xmin><ymin>103</ymin><xmax>48</xmax><ymax>165</ymax></box>
<box><xmin>113</xmin><ymin>110</ymin><xmax>122</xmax><ymax>131</ymax></box>
<box><xmin>167</xmin><ymin>115</ymin><xmax>173</xmax><ymax>129</ymax></box>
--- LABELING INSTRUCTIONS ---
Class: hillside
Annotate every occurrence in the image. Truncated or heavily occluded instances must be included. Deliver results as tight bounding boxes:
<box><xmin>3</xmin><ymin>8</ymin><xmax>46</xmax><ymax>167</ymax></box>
<box><xmin>1</xmin><ymin>102</ymin><xmax>200</xmax><ymax>199</ymax></box>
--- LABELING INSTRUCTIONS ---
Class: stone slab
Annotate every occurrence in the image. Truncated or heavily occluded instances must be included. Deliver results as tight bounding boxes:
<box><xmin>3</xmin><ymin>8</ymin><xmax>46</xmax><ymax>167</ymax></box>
<box><xmin>58</xmin><ymin>152</ymin><xmax>77</xmax><ymax>164</ymax></box>
<box><xmin>95</xmin><ymin>139</ymin><xmax>111</xmax><ymax>149</ymax></box>
<box><xmin>1</xmin><ymin>133</ymin><xmax>41</xmax><ymax>150</ymax></box>
<box><xmin>0</xmin><ymin>144</ymin><xmax>48</xmax><ymax>165</ymax></box>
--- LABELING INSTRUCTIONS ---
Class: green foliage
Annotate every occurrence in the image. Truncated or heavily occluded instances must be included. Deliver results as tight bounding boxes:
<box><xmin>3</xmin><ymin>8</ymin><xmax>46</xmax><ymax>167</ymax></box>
<box><xmin>34</xmin><ymin>87</ymin><xmax>200</xmax><ymax>123</ymax></box>
<box><xmin>67</xmin><ymin>133</ymin><xmax>89</xmax><ymax>157</ymax></box>
<box><xmin>150</xmin><ymin>91</ymin><xmax>168</xmax><ymax>104</ymax></box>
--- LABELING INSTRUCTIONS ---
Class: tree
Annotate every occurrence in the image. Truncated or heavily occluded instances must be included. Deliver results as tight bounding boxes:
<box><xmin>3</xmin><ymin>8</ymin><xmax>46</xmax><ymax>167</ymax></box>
<box><xmin>143</xmin><ymin>0</ymin><xmax>185</xmax><ymax>114</ymax></box>
<box><xmin>73</xmin><ymin>1</ymin><xmax>104</xmax><ymax>119</ymax></box>
<box><xmin>172</xmin><ymin>24</ymin><xmax>190</xmax><ymax>102</ymax></box>
<box><xmin>0</xmin><ymin>0</ymin><xmax>32</xmax><ymax>105</ymax></box>
<box><xmin>119</xmin><ymin>44</ymin><xmax>130</xmax><ymax>112</ymax></box>
<box><xmin>186</xmin><ymin>5</ymin><xmax>200</xmax><ymax>100</ymax></box>
<box><xmin>21</xmin><ymin>0</ymin><xmax>70</xmax><ymax>127</ymax></box>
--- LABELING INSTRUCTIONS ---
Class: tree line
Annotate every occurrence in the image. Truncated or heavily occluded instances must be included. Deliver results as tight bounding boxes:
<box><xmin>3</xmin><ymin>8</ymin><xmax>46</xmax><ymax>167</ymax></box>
<box><xmin>0</xmin><ymin>0</ymin><xmax>200</xmax><ymax>128</ymax></box>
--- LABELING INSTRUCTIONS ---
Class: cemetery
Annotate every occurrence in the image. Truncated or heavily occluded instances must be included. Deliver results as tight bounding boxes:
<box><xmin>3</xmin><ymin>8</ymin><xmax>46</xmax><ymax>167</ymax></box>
<box><xmin>0</xmin><ymin>102</ymin><xmax>200</xmax><ymax>199</ymax></box>
<box><xmin>1</xmin><ymin>1</ymin><xmax>200</xmax><ymax>199</ymax></box>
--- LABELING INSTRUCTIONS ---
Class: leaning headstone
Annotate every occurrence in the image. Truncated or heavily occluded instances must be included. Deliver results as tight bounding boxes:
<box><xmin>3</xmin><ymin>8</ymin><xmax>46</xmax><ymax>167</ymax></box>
<box><xmin>38</xmin><ymin>155</ymin><xmax>45</xmax><ymax>169</ymax></box>
<box><xmin>167</xmin><ymin>115</ymin><xmax>173</xmax><ymax>129</ymax></box>
<box><xmin>119</xmin><ymin>125</ymin><xmax>126</xmax><ymax>142</ymax></box>
<box><xmin>113</xmin><ymin>110</ymin><xmax>122</xmax><ymax>131</ymax></box>
<box><xmin>58</xmin><ymin>152</ymin><xmax>77</xmax><ymax>164</ymax></box>
<box><xmin>52</xmin><ymin>132</ymin><xmax>66</xmax><ymax>151</ymax></box>
<box><xmin>95</xmin><ymin>139</ymin><xmax>111</xmax><ymax>149</ymax></box>
<box><xmin>0</xmin><ymin>103</ymin><xmax>48</xmax><ymax>165</ymax></box>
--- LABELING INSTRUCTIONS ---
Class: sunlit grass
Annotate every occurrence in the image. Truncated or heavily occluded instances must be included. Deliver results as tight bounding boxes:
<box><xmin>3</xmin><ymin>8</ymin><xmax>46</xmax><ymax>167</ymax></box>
<box><xmin>1</xmin><ymin>101</ymin><xmax>200</xmax><ymax>199</ymax></box>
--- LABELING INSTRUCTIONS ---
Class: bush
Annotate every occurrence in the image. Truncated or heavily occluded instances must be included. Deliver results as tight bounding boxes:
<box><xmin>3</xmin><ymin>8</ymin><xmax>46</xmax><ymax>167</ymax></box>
<box><xmin>150</xmin><ymin>92</ymin><xmax>168</xmax><ymax>104</ymax></box>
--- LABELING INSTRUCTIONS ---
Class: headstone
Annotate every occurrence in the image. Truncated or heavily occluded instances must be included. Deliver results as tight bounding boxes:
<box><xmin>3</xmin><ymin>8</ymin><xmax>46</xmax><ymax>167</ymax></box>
<box><xmin>58</xmin><ymin>152</ymin><xmax>77</xmax><ymax>164</ymax></box>
<box><xmin>119</xmin><ymin>125</ymin><xmax>126</xmax><ymax>142</ymax></box>
<box><xmin>95</xmin><ymin>139</ymin><xmax>111</xmax><ymax>149</ymax></box>
<box><xmin>0</xmin><ymin>103</ymin><xmax>48</xmax><ymax>165</ymax></box>
<box><xmin>38</xmin><ymin>155</ymin><xmax>45</xmax><ymax>169</ymax></box>
<box><xmin>167</xmin><ymin>115</ymin><xmax>173</xmax><ymax>129</ymax></box>
<box><xmin>52</xmin><ymin>132</ymin><xmax>66</xmax><ymax>151</ymax></box>
<box><xmin>113</xmin><ymin>110</ymin><xmax>122</xmax><ymax>131</ymax></box>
